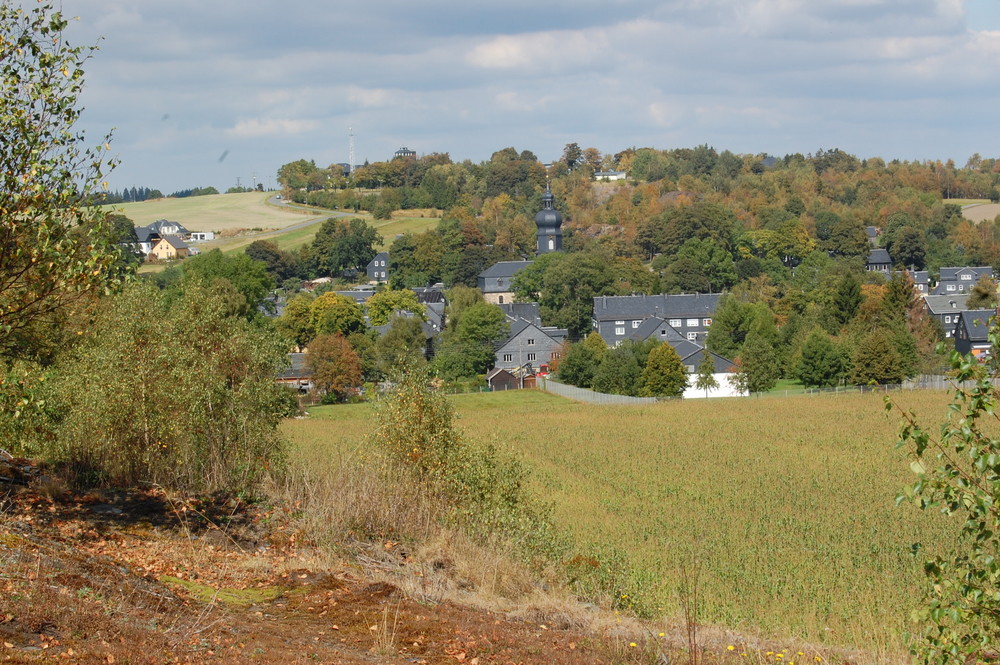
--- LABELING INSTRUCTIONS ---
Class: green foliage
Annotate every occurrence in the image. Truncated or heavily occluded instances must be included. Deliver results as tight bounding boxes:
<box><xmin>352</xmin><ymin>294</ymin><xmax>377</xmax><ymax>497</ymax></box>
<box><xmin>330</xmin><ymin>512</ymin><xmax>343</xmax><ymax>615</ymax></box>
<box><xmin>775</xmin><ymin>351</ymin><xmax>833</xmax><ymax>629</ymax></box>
<box><xmin>432</xmin><ymin>302</ymin><xmax>507</xmax><ymax>379</ymax></box>
<box><xmin>275</xmin><ymin>293</ymin><xmax>315</xmax><ymax>348</ymax></box>
<box><xmin>556</xmin><ymin>341</ymin><xmax>600</xmax><ymax>388</ymax></box>
<box><xmin>34</xmin><ymin>282</ymin><xmax>289</xmax><ymax>494</ymax></box>
<box><xmin>372</xmin><ymin>372</ymin><xmax>560</xmax><ymax>556</ymax></box>
<box><xmin>731</xmin><ymin>330</ymin><xmax>780</xmax><ymax>394</ymax></box>
<box><xmin>966</xmin><ymin>274</ymin><xmax>998</xmax><ymax>309</ymax></box>
<box><xmin>592</xmin><ymin>346</ymin><xmax>642</xmax><ymax>396</ymax></box>
<box><xmin>796</xmin><ymin>330</ymin><xmax>846</xmax><ymax>388</ymax></box>
<box><xmin>366</xmin><ymin>288</ymin><xmax>425</xmax><ymax>327</ymax></box>
<box><xmin>694</xmin><ymin>352</ymin><xmax>720</xmax><ymax>396</ymax></box>
<box><xmin>245</xmin><ymin>239</ymin><xmax>301</xmax><ymax>282</ymax></box>
<box><xmin>0</xmin><ymin>1</ymin><xmax>120</xmax><ymax>362</ymax></box>
<box><xmin>181</xmin><ymin>249</ymin><xmax>274</xmax><ymax>319</ymax></box>
<box><xmin>850</xmin><ymin>328</ymin><xmax>904</xmax><ymax>385</ymax></box>
<box><xmin>639</xmin><ymin>343</ymin><xmax>688</xmax><ymax>397</ymax></box>
<box><xmin>374</xmin><ymin>315</ymin><xmax>428</xmax><ymax>377</ymax></box>
<box><xmin>892</xmin><ymin>325</ymin><xmax>1000</xmax><ymax>664</ymax></box>
<box><xmin>309</xmin><ymin>292</ymin><xmax>365</xmax><ymax>336</ymax></box>
<box><xmin>304</xmin><ymin>217</ymin><xmax>381</xmax><ymax>277</ymax></box>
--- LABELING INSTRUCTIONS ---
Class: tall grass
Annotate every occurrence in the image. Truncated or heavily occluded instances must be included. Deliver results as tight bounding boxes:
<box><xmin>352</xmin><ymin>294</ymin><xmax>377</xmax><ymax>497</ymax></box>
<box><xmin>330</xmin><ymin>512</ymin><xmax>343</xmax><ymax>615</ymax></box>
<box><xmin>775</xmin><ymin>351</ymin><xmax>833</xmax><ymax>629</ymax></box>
<box><xmin>282</xmin><ymin>389</ymin><xmax>961</xmax><ymax>654</ymax></box>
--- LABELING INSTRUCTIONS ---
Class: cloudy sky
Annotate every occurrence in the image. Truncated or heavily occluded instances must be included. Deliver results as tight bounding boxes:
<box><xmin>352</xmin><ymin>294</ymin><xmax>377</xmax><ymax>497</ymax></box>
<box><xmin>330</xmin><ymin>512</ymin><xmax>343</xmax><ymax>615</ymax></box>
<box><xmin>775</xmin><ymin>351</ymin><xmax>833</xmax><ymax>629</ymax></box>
<box><xmin>56</xmin><ymin>0</ymin><xmax>1000</xmax><ymax>194</ymax></box>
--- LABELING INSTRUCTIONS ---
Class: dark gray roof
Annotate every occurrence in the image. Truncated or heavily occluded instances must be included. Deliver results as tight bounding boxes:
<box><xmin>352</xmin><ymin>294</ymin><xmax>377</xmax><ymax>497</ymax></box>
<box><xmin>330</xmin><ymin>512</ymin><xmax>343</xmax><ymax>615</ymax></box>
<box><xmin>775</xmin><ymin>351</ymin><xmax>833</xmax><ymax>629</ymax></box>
<box><xmin>499</xmin><ymin>302</ymin><xmax>541</xmax><ymax>325</ymax></box>
<box><xmin>922</xmin><ymin>294</ymin><xmax>969</xmax><ymax>314</ymax></box>
<box><xmin>412</xmin><ymin>287</ymin><xmax>445</xmax><ymax>304</ymax></box>
<box><xmin>867</xmin><ymin>248</ymin><xmax>891</xmax><ymax>265</ymax></box>
<box><xmin>334</xmin><ymin>290</ymin><xmax>375</xmax><ymax>304</ymax></box>
<box><xmin>593</xmin><ymin>293</ymin><xmax>721</xmax><ymax>321</ymax></box>
<box><xmin>627</xmin><ymin>317</ymin><xmax>685</xmax><ymax>343</ymax></box>
<box><xmin>148</xmin><ymin>219</ymin><xmax>189</xmax><ymax>235</ymax></box>
<box><xmin>277</xmin><ymin>353</ymin><xmax>310</xmax><ymax>380</ymax></box>
<box><xmin>366</xmin><ymin>251</ymin><xmax>388</xmax><ymax>269</ymax></box>
<box><xmin>907</xmin><ymin>270</ymin><xmax>929</xmax><ymax>284</ymax></box>
<box><xmin>958</xmin><ymin>309</ymin><xmax>994</xmax><ymax>342</ymax></box>
<box><xmin>478</xmin><ymin>260</ymin><xmax>534</xmax><ymax>280</ymax></box>
<box><xmin>865</xmin><ymin>226</ymin><xmax>878</xmax><ymax>238</ymax></box>
<box><xmin>134</xmin><ymin>226</ymin><xmax>158</xmax><ymax>243</ymax></box>
<box><xmin>160</xmin><ymin>234</ymin><xmax>189</xmax><ymax>250</ymax></box>
<box><xmin>940</xmin><ymin>266</ymin><xmax>993</xmax><ymax>281</ymax></box>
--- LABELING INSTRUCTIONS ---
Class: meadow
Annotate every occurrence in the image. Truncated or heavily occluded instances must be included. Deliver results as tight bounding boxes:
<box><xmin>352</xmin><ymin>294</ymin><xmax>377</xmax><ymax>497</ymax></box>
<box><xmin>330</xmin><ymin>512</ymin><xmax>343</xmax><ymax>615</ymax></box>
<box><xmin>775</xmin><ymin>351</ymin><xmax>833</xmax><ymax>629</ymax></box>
<box><xmin>282</xmin><ymin>388</ymin><xmax>961</xmax><ymax>655</ymax></box>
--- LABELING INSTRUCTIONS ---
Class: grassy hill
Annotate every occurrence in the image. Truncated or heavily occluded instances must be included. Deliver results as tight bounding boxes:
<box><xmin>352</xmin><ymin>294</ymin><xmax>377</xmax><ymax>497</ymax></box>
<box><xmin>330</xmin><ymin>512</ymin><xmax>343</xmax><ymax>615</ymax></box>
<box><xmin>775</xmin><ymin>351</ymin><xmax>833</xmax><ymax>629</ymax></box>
<box><xmin>283</xmin><ymin>388</ymin><xmax>958</xmax><ymax>655</ymax></box>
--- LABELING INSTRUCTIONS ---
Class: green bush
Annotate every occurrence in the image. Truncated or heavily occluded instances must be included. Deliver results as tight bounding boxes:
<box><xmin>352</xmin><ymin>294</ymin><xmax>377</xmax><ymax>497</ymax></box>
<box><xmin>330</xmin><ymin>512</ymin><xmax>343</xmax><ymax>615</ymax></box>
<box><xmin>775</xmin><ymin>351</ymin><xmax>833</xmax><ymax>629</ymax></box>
<box><xmin>34</xmin><ymin>282</ymin><xmax>290</xmax><ymax>495</ymax></box>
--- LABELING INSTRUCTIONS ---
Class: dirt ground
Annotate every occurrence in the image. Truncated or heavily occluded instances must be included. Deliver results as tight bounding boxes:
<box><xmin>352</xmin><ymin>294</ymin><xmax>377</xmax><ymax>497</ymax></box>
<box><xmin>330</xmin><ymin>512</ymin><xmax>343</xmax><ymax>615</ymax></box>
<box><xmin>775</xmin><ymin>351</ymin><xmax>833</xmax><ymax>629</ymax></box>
<box><xmin>0</xmin><ymin>465</ymin><xmax>628</xmax><ymax>665</ymax></box>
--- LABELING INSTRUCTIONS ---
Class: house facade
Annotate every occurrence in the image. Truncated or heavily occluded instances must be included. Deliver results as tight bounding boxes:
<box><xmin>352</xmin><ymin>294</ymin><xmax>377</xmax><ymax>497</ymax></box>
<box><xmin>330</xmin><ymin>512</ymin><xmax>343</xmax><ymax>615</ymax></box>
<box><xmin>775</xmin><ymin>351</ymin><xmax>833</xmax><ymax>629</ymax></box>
<box><xmin>477</xmin><ymin>261</ymin><xmax>533</xmax><ymax>305</ymax></box>
<box><xmin>865</xmin><ymin>248</ymin><xmax>892</xmax><ymax>274</ymax></box>
<box><xmin>922</xmin><ymin>294</ymin><xmax>970</xmax><ymax>338</ymax></box>
<box><xmin>493</xmin><ymin>319</ymin><xmax>568</xmax><ymax>372</ymax></box>
<box><xmin>148</xmin><ymin>235</ymin><xmax>190</xmax><ymax>261</ymax></box>
<box><xmin>593</xmin><ymin>293</ymin><xmax>721</xmax><ymax>345</ymax></box>
<box><xmin>931</xmin><ymin>266</ymin><xmax>994</xmax><ymax>296</ymax></box>
<box><xmin>954</xmin><ymin>309</ymin><xmax>995</xmax><ymax>357</ymax></box>
<box><xmin>367</xmin><ymin>251</ymin><xmax>389</xmax><ymax>283</ymax></box>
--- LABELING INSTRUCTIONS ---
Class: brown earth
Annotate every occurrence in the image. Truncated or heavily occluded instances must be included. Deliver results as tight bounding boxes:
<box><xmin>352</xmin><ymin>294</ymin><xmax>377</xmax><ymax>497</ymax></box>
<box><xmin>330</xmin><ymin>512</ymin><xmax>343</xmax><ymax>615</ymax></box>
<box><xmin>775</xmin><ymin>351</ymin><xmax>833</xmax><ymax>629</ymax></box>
<box><xmin>0</xmin><ymin>462</ymin><xmax>642</xmax><ymax>665</ymax></box>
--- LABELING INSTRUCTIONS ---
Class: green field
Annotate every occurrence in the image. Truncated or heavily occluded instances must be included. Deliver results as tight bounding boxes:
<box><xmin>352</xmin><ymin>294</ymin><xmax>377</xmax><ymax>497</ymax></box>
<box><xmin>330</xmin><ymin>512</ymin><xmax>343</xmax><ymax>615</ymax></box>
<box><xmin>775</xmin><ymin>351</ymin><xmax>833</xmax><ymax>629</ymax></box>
<box><xmin>282</xmin><ymin>388</ymin><xmax>959</xmax><ymax>654</ymax></box>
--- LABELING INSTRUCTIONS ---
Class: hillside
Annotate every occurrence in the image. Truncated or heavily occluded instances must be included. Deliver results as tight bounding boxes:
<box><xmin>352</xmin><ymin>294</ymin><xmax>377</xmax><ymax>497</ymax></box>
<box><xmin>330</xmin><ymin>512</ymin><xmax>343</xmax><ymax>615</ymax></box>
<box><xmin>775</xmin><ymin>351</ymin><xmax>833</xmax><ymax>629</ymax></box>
<box><xmin>105</xmin><ymin>192</ymin><xmax>312</xmax><ymax>232</ymax></box>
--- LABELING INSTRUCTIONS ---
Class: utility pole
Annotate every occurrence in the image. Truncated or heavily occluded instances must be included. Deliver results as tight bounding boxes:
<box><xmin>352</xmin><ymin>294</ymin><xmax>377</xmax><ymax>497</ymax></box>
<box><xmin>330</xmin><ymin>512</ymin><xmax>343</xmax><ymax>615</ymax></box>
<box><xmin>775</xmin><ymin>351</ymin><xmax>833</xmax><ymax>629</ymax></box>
<box><xmin>348</xmin><ymin>127</ymin><xmax>355</xmax><ymax>176</ymax></box>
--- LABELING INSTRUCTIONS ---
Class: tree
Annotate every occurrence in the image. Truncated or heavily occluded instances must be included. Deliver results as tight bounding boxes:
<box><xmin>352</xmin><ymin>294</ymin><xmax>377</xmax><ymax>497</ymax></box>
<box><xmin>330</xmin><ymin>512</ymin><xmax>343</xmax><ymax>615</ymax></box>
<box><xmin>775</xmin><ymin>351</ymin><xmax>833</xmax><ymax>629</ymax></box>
<box><xmin>556</xmin><ymin>342</ymin><xmax>600</xmax><ymax>388</ymax></box>
<box><xmin>307</xmin><ymin>333</ymin><xmax>362</xmax><ymax>403</ymax></box>
<box><xmin>305</xmin><ymin>217</ymin><xmax>382</xmax><ymax>277</ymax></box>
<box><xmin>309</xmin><ymin>292</ymin><xmax>365</xmax><ymax>336</ymax></box>
<box><xmin>0</xmin><ymin>2</ymin><xmax>120</xmax><ymax>361</ymax></box>
<box><xmin>562</xmin><ymin>142</ymin><xmax>583</xmax><ymax>171</ymax></box>
<box><xmin>367</xmin><ymin>288</ymin><xmax>425</xmax><ymax>327</ymax></box>
<box><xmin>796</xmin><ymin>330</ymin><xmax>846</xmax><ymax>388</ymax></box>
<box><xmin>245</xmin><ymin>239</ymin><xmax>301</xmax><ymax>281</ymax></box>
<box><xmin>831</xmin><ymin>273</ymin><xmax>863</xmax><ymax>328</ymax></box>
<box><xmin>891</xmin><ymin>326</ymin><xmax>1000</xmax><ymax>664</ymax></box>
<box><xmin>966</xmin><ymin>274</ymin><xmax>998</xmax><ymax>309</ymax></box>
<box><xmin>276</xmin><ymin>293</ymin><xmax>315</xmax><ymax>349</ymax></box>
<box><xmin>730</xmin><ymin>331</ymin><xmax>780</xmax><ymax>394</ymax></box>
<box><xmin>849</xmin><ymin>328</ymin><xmax>903</xmax><ymax>385</ymax></box>
<box><xmin>181</xmin><ymin>249</ymin><xmax>274</xmax><ymax>318</ymax></box>
<box><xmin>593</xmin><ymin>346</ymin><xmax>642</xmax><ymax>396</ymax></box>
<box><xmin>639</xmin><ymin>343</ymin><xmax>688</xmax><ymax>397</ymax></box>
<box><xmin>375</xmin><ymin>315</ymin><xmax>428</xmax><ymax>376</ymax></box>
<box><xmin>694</xmin><ymin>353</ymin><xmax>720</xmax><ymax>397</ymax></box>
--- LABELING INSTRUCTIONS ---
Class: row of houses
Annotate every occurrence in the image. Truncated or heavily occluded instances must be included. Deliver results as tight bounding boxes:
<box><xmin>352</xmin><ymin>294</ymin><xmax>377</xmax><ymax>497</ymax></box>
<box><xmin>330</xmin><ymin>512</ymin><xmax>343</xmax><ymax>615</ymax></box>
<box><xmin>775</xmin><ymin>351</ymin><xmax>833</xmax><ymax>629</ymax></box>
<box><xmin>132</xmin><ymin>219</ymin><xmax>216</xmax><ymax>261</ymax></box>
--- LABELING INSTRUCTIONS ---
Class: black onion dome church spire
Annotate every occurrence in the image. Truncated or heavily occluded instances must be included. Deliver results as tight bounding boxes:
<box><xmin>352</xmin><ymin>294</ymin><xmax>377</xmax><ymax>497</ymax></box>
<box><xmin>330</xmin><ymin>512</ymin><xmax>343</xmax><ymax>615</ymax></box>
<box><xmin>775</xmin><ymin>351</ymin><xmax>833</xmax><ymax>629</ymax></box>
<box><xmin>534</xmin><ymin>181</ymin><xmax>563</xmax><ymax>255</ymax></box>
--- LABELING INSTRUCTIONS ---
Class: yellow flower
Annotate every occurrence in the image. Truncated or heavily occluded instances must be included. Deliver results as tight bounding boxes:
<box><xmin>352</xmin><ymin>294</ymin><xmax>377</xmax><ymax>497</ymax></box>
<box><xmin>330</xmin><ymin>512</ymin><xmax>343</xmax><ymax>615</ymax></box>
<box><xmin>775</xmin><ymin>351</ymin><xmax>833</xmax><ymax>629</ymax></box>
<box><xmin>728</xmin><ymin>646</ymin><xmax>736</xmax><ymax>651</ymax></box>
<box><xmin>629</xmin><ymin>642</ymin><xmax>637</xmax><ymax>648</ymax></box>
<box><xmin>658</xmin><ymin>632</ymin><xmax>665</xmax><ymax>638</ymax></box>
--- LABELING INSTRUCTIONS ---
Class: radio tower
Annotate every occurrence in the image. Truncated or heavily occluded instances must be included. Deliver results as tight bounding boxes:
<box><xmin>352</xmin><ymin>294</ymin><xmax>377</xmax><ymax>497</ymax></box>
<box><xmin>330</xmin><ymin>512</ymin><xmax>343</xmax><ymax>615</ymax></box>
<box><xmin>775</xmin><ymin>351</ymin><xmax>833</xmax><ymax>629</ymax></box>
<box><xmin>348</xmin><ymin>127</ymin><xmax>355</xmax><ymax>176</ymax></box>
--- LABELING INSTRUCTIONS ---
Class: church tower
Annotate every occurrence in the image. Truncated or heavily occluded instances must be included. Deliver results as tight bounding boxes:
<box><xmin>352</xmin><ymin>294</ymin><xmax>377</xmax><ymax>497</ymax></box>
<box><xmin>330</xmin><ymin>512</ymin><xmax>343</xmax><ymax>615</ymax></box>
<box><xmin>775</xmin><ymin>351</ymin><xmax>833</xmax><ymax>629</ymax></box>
<box><xmin>534</xmin><ymin>182</ymin><xmax>563</xmax><ymax>255</ymax></box>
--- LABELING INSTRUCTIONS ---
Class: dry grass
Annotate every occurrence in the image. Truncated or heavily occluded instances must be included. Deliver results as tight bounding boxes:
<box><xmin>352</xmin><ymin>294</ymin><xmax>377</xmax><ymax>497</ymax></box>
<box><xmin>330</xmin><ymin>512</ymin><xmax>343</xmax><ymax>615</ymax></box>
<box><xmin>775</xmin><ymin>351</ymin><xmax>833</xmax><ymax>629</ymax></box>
<box><xmin>282</xmin><ymin>388</ymin><xmax>962</xmax><ymax>656</ymax></box>
<box><xmin>961</xmin><ymin>202</ymin><xmax>1000</xmax><ymax>223</ymax></box>
<box><xmin>104</xmin><ymin>192</ymin><xmax>310</xmax><ymax>232</ymax></box>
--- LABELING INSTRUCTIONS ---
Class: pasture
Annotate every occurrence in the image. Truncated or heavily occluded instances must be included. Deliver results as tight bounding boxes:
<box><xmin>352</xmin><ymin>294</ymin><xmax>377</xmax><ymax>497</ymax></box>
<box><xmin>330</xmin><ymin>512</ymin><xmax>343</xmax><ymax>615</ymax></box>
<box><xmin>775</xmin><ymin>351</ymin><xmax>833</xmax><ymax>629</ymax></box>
<box><xmin>282</xmin><ymin>388</ymin><xmax>960</xmax><ymax>654</ymax></box>
<box><xmin>104</xmin><ymin>192</ymin><xmax>310</xmax><ymax>231</ymax></box>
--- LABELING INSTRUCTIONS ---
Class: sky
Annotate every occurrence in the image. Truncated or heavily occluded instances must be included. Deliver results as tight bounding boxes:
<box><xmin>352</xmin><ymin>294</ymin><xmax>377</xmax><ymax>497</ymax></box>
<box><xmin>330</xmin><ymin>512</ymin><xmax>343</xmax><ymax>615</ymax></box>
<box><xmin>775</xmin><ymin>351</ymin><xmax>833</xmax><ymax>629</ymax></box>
<box><xmin>50</xmin><ymin>0</ymin><xmax>1000</xmax><ymax>194</ymax></box>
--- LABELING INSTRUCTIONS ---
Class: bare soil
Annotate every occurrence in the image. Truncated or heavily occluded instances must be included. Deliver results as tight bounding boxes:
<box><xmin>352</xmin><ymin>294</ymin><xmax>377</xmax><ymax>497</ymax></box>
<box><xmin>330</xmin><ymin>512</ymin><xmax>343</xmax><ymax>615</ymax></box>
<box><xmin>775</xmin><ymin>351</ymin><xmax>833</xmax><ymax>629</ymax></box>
<box><xmin>0</xmin><ymin>465</ymin><xmax>614</xmax><ymax>665</ymax></box>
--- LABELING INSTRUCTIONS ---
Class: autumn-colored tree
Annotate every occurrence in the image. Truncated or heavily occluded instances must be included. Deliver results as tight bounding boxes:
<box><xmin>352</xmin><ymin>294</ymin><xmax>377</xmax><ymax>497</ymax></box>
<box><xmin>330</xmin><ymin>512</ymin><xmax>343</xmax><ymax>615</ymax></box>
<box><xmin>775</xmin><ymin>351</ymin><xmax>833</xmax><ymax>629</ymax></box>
<box><xmin>307</xmin><ymin>333</ymin><xmax>362</xmax><ymax>403</ymax></box>
<box><xmin>367</xmin><ymin>288</ymin><xmax>425</xmax><ymax>327</ymax></box>
<box><xmin>309</xmin><ymin>292</ymin><xmax>365</xmax><ymax>336</ymax></box>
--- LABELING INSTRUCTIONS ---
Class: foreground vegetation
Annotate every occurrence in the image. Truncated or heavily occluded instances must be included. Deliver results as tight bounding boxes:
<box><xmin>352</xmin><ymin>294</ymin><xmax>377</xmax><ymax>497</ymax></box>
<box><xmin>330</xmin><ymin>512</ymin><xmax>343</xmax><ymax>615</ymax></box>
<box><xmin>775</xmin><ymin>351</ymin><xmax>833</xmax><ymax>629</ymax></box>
<box><xmin>284</xmin><ymin>388</ymin><xmax>960</xmax><ymax>654</ymax></box>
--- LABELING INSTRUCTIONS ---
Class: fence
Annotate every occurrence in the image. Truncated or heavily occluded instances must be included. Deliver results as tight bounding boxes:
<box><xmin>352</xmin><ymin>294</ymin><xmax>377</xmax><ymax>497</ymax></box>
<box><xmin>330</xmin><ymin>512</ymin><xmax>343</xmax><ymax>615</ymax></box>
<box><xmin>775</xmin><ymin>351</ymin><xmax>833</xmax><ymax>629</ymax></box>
<box><xmin>540</xmin><ymin>378</ymin><xmax>658</xmax><ymax>405</ymax></box>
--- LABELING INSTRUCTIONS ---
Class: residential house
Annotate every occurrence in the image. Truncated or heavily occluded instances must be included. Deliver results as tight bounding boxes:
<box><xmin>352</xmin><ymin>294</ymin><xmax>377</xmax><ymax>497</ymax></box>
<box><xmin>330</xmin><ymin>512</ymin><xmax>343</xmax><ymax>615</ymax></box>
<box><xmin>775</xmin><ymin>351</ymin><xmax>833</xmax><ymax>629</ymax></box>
<box><xmin>148</xmin><ymin>219</ymin><xmax>189</xmax><ymax>237</ymax></box>
<box><xmin>276</xmin><ymin>353</ymin><xmax>312</xmax><ymax>393</ymax></box>
<box><xmin>865</xmin><ymin>226</ymin><xmax>879</xmax><ymax>248</ymax></box>
<box><xmin>624</xmin><ymin>319</ymin><xmax>739</xmax><ymax>398</ymax></box>
<box><xmin>931</xmin><ymin>266</ymin><xmax>994</xmax><ymax>296</ymax></box>
<box><xmin>189</xmin><ymin>231</ymin><xmax>215</xmax><ymax>241</ymax></box>
<box><xmin>493</xmin><ymin>318</ymin><xmax>568</xmax><ymax>372</ymax></box>
<box><xmin>486</xmin><ymin>366</ymin><xmax>536</xmax><ymax>391</ymax></box>
<box><xmin>907</xmin><ymin>270</ymin><xmax>930</xmax><ymax>293</ymax></box>
<box><xmin>953</xmin><ymin>309</ymin><xmax>995</xmax><ymax>357</ymax></box>
<box><xmin>499</xmin><ymin>302</ymin><xmax>542</xmax><ymax>326</ymax></box>
<box><xmin>134</xmin><ymin>226</ymin><xmax>160</xmax><ymax>255</ymax></box>
<box><xmin>477</xmin><ymin>260</ymin><xmax>533</xmax><ymax>305</ymax></box>
<box><xmin>148</xmin><ymin>235</ymin><xmax>190</xmax><ymax>261</ymax></box>
<box><xmin>593</xmin><ymin>293</ymin><xmax>721</xmax><ymax>345</ymax></box>
<box><xmin>367</xmin><ymin>251</ymin><xmax>389</xmax><ymax>283</ymax></box>
<box><xmin>922</xmin><ymin>294</ymin><xmax>970</xmax><ymax>338</ymax></box>
<box><xmin>594</xmin><ymin>170</ymin><xmax>627</xmax><ymax>181</ymax></box>
<box><xmin>865</xmin><ymin>248</ymin><xmax>892</xmax><ymax>274</ymax></box>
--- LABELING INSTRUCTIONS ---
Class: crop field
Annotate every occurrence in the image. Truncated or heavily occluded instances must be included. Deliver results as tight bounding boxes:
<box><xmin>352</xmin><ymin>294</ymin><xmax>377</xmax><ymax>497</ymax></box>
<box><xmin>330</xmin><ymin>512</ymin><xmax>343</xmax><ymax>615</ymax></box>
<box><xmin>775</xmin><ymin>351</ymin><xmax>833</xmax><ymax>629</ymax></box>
<box><xmin>282</xmin><ymin>388</ymin><xmax>964</xmax><ymax>655</ymax></box>
<box><xmin>103</xmin><ymin>192</ymin><xmax>310</xmax><ymax>231</ymax></box>
<box><xmin>961</xmin><ymin>202</ymin><xmax>1000</xmax><ymax>223</ymax></box>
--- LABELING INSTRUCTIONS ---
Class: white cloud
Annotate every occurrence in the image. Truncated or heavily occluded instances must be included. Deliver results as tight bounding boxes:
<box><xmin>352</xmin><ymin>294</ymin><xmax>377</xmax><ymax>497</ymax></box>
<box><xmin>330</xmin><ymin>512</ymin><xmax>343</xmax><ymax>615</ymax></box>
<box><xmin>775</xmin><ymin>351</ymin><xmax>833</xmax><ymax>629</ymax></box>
<box><xmin>467</xmin><ymin>28</ymin><xmax>610</xmax><ymax>70</ymax></box>
<box><xmin>227</xmin><ymin>118</ymin><xmax>319</xmax><ymax>138</ymax></box>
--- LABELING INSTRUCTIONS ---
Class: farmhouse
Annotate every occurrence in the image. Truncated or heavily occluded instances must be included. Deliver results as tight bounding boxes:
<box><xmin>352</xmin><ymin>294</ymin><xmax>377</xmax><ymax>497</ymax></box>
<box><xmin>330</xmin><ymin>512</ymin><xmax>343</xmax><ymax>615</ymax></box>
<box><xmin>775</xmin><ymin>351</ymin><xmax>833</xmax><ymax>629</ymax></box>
<box><xmin>148</xmin><ymin>235</ymin><xmax>190</xmax><ymax>261</ymax></box>
<box><xmin>593</xmin><ymin>293</ymin><xmax>721</xmax><ymax>345</ymax></box>
<box><xmin>865</xmin><ymin>248</ymin><xmax>891</xmax><ymax>274</ymax></box>
<box><xmin>477</xmin><ymin>261</ymin><xmax>533</xmax><ymax>305</ymax></box>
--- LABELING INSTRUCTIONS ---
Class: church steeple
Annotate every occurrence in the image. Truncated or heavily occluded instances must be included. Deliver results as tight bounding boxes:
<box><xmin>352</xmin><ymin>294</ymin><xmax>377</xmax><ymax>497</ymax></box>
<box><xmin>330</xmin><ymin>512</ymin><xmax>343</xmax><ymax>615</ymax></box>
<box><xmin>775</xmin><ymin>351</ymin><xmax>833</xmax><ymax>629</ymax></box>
<box><xmin>534</xmin><ymin>181</ymin><xmax>563</xmax><ymax>255</ymax></box>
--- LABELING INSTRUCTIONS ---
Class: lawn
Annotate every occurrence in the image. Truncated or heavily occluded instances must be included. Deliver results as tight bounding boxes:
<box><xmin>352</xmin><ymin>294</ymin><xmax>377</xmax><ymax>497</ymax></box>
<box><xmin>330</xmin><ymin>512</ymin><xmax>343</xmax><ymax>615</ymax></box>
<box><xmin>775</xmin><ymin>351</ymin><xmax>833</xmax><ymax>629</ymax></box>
<box><xmin>282</xmin><ymin>388</ymin><xmax>960</xmax><ymax>654</ymax></box>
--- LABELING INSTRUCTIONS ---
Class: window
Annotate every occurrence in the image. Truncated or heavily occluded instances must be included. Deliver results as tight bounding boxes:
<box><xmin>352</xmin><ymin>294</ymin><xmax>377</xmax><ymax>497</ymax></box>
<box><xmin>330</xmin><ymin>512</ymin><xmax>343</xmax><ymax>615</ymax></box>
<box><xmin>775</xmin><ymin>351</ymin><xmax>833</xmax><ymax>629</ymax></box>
<box><xmin>668</xmin><ymin>319</ymin><xmax>682</xmax><ymax>327</ymax></box>
<box><xmin>615</xmin><ymin>327</ymin><xmax>625</xmax><ymax>336</ymax></box>
<box><xmin>527</xmin><ymin>338</ymin><xmax>535</xmax><ymax>345</ymax></box>
<box><xmin>497</xmin><ymin>278</ymin><xmax>504</xmax><ymax>287</ymax></box>
<box><xmin>548</xmin><ymin>237</ymin><xmax>554</xmax><ymax>250</ymax></box>
<box><xmin>686</xmin><ymin>318</ymin><xmax>699</xmax><ymax>327</ymax></box>
<box><xmin>685</xmin><ymin>365</ymin><xmax>695</xmax><ymax>373</ymax></box>
<box><xmin>632</xmin><ymin>320</ymin><xmax>641</xmax><ymax>328</ymax></box>
<box><xmin>703</xmin><ymin>318</ymin><xmax>712</xmax><ymax>326</ymax></box>
<box><xmin>502</xmin><ymin>353</ymin><xmax>512</xmax><ymax>362</ymax></box>
<box><xmin>961</xmin><ymin>273</ymin><xmax>973</xmax><ymax>280</ymax></box>
<box><xmin>959</xmin><ymin>285</ymin><xmax>965</xmax><ymax>292</ymax></box>
<box><xmin>687</xmin><ymin>332</ymin><xmax>698</xmax><ymax>341</ymax></box>
<box><xmin>947</xmin><ymin>284</ymin><xmax>956</xmax><ymax>292</ymax></box>
<box><xmin>660</xmin><ymin>329</ymin><xmax>666</xmax><ymax>335</ymax></box>
<box><xmin>945</xmin><ymin>315</ymin><xmax>952</xmax><ymax>324</ymax></box>
<box><xmin>527</xmin><ymin>353</ymin><xmax>536</xmax><ymax>362</ymax></box>
<box><xmin>615</xmin><ymin>320</ymin><xmax>625</xmax><ymax>325</ymax></box>
<box><xmin>498</xmin><ymin>295</ymin><xmax>504</xmax><ymax>304</ymax></box>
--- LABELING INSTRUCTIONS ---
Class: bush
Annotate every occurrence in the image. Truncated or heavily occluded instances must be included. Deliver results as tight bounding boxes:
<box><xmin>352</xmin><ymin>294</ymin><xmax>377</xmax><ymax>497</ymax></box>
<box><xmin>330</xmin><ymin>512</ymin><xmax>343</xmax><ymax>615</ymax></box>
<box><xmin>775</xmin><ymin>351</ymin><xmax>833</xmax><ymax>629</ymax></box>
<box><xmin>34</xmin><ymin>282</ymin><xmax>290</xmax><ymax>495</ymax></box>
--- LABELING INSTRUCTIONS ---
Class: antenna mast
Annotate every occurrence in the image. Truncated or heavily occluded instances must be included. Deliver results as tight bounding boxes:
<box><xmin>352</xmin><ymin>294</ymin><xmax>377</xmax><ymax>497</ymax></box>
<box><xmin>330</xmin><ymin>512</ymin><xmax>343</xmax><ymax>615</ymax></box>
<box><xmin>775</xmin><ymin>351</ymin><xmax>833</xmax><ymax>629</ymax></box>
<box><xmin>348</xmin><ymin>127</ymin><xmax>355</xmax><ymax>176</ymax></box>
